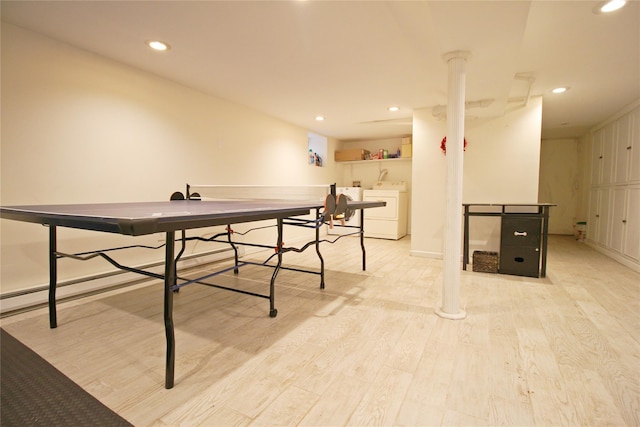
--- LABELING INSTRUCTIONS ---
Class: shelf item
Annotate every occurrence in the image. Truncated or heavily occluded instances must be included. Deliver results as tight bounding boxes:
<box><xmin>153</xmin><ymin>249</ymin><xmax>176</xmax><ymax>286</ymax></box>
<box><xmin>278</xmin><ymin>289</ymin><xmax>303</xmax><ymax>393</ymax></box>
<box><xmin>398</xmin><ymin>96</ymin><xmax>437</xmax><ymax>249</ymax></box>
<box><xmin>336</xmin><ymin>157</ymin><xmax>411</xmax><ymax>164</ymax></box>
<box><xmin>401</xmin><ymin>137</ymin><xmax>412</xmax><ymax>158</ymax></box>
<box><xmin>335</xmin><ymin>149</ymin><xmax>370</xmax><ymax>162</ymax></box>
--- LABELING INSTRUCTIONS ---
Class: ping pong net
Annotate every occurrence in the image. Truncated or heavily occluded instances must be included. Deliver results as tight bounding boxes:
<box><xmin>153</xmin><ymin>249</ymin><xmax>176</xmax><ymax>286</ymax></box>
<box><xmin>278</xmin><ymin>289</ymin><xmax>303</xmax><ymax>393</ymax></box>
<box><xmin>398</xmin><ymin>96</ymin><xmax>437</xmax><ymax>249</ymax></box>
<box><xmin>183</xmin><ymin>184</ymin><xmax>353</xmax><ymax>230</ymax></box>
<box><xmin>185</xmin><ymin>183</ymin><xmax>335</xmax><ymax>203</ymax></box>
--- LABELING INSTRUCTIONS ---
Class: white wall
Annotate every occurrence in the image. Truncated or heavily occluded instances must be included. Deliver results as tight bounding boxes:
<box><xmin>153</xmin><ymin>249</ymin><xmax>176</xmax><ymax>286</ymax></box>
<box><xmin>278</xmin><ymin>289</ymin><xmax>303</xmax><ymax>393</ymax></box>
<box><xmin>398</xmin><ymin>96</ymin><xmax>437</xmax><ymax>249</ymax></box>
<box><xmin>409</xmin><ymin>114</ymin><xmax>447</xmax><ymax>257</ymax></box>
<box><xmin>538</xmin><ymin>139</ymin><xmax>580</xmax><ymax>235</ymax></box>
<box><xmin>410</xmin><ymin>97</ymin><xmax>543</xmax><ymax>258</ymax></box>
<box><xmin>0</xmin><ymin>23</ymin><xmax>339</xmax><ymax>298</ymax></box>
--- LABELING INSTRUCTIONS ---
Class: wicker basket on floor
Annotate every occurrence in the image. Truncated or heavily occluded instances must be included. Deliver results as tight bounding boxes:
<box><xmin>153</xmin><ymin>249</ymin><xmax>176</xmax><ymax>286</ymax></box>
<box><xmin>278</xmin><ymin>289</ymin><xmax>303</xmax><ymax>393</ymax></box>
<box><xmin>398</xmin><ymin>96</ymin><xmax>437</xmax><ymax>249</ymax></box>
<box><xmin>472</xmin><ymin>251</ymin><xmax>499</xmax><ymax>273</ymax></box>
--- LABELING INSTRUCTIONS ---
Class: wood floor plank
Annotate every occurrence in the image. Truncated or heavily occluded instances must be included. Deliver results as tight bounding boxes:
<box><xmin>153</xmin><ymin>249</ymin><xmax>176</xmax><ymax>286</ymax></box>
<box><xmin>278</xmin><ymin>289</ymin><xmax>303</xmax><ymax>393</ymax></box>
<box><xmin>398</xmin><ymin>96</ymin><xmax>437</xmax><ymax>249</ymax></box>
<box><xmin>297</xmin><ymin>374</ymin><xmax>369</xmax><ymax>427</ymax></box>
<box><xmin>346</xmin><ymin>366</ymin><xmax>413</xmax><ymax>426</ymax></box>
<box><xmin>248</xmin><ymin>385</ymin><xmax>319</xmax><ymax>427</ymax></box>
<box><xmin>403</xmin><ymin>321</ymin><xmax>461</xmax><ymax>409</ymax></box>
<box><xmin>487</xmin><ymin>395</ymin><xmax>536</xmax><ymax>426</ymax></box>
<box><xmin>516</xmin><ymin>327</ymin><xmax>580</xmax><ymax>426</ymax></box>
<box><xmin>560</xmin><ymin>365</ymin><xmax>629</xmax><ymax>426</ymax></box>
<box><xmin>394</xmin><ymin>399</ymin><xmax>445</xmax><ymax>427</ymax></box>
<box><xmin>445</xmin><ymin>342</ymin><xmax>492</xmax><ymax>421</ymax></box>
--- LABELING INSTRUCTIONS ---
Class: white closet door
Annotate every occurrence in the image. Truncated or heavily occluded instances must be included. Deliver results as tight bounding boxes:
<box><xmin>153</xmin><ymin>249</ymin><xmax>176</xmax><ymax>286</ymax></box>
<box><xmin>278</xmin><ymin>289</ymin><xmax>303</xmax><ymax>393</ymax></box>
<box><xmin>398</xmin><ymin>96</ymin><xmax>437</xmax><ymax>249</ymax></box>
<box><xmin>602</xmin><ymin>123</ymin><xmax>616</xmax><ymax>186</ymax></box>
<box><xmin>597</xmin><ymin>188</ymin><xmax>612</xmax><ymax>246</ymax></box>
<box><xmin>623</xmin><ymin>187</ymin><xmax>640</xmax><ymax>261</ymax></box>
<box><xmin>610</xmin><ymin>187</ymin><xmax>627</xmax><ymax>253</ymax></box>
<box><xmin>591</xmin><ymin>129</ymin><xmax>604</xmax><ymax>185</ymax></box>
<box><xmin>614</xmin><ymin>114</ymin><xmax>632</xmax><ymax>184</ymax></box>
<box><xmin>629</xmin><ymin>107</ymin><xmax>640</xmax><ymax>183</ymax></box>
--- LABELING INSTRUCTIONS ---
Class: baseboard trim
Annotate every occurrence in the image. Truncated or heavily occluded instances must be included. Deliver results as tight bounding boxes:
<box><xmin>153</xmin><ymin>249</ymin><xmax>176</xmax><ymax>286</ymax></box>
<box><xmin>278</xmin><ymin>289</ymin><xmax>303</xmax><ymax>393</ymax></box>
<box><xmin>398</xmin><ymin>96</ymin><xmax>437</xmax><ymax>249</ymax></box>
<box><xmin>0</xmin><ymin>247</ymin><xmax>238</xmax><ymax>316</ymax></box>
<box><xmin>410</xmin><ymin>249</ymin><xmax>443</xmax><ymax>259</ymax></box>
<box><xmin>585</xmin><ymin>241</ymin><xmax>640</xmax><ymax>273</ymax></box>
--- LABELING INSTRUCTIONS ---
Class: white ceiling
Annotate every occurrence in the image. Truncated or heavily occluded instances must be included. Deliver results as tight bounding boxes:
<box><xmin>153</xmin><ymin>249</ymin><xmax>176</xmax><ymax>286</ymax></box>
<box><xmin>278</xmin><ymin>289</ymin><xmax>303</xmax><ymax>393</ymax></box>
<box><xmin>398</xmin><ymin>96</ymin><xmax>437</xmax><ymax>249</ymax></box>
<box><xmin>2</xmin><ymin>1</ymin><xmax>639</xmax><ymax>141</ymax></box>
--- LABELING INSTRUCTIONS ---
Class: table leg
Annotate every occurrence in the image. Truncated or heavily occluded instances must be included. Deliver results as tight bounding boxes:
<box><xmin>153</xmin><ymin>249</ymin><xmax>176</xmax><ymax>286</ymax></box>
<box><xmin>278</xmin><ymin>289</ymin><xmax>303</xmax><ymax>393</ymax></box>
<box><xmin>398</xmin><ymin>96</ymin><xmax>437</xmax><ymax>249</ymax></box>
<box><xmin>540</xmin><ymin>206</ymin><xmax>550</xmax><ymax>278</ymax></box>
<box><xmin>314</xmin><ymin>209</ymin><xmax>325</xmax><ymax>289</ymax></box>
<box><xmin>164</xmin><ymin>231</ymin><xmax>176</xmax><ymax>389</ymax></box>
<box><xmin>228</xmin><ymin>224</ymin><xmax>240</xmax><ymax>274</ymax></box>
<box><xmin>463</xmin><ymin>205</ymin><xmax>470</xmax><ymax>271</ymax></box>
<box><xmin>360</xmin><ymin>209</ymin><xmax>366</xmax><ymax>271</ymax></box>
<box><xmin>48</xmin><ymin>226</ymin><xmax>58</xmax><ymax>329</ymax></box>
<box><xmin>268</xmin><ymin>219</ymin><xmax>283</xmax><ymax>318</ymax></box>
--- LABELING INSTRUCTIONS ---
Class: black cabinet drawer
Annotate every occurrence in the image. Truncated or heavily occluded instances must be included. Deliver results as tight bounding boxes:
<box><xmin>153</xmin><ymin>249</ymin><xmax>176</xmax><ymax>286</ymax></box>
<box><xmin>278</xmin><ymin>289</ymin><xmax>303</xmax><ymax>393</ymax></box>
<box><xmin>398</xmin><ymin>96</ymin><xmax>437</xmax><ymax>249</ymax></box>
<box><xmin>501</xmin><ymin>216</ymin><xmax>541</xmax><ymax>247</ymax></box>
<box><xmin>499</xmin><ymin>245</ymin><xmax>541</xmax><ymax>278</ymax></box>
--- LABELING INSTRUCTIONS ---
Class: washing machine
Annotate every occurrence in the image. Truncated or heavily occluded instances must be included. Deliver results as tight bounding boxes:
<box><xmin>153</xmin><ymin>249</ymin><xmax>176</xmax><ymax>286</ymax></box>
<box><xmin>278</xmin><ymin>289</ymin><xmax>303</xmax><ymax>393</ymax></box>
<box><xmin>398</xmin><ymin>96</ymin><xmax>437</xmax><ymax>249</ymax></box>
<box><xmin>327</xmin><ymin>187</ymin><xmax>363</xmax><ymax>235</ymax></box>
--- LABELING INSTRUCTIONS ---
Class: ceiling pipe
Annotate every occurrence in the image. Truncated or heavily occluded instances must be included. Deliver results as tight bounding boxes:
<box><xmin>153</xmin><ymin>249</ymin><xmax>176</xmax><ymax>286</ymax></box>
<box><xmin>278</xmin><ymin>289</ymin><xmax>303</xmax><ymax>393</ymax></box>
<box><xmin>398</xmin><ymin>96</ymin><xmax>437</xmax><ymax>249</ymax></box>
<box><xmin>431</xmin><ymin>98</ymin><xmax>494</xmax><ymax>118</ymax></box>
<box><xmin>514</xmin><ymin>73</ymin><xmax>536</xmax><ymax>106</ymax></box>
<box><xmin>432</xmin><ymin>73</ymin><xmax>534</xmax><ymax>118</ymax></box>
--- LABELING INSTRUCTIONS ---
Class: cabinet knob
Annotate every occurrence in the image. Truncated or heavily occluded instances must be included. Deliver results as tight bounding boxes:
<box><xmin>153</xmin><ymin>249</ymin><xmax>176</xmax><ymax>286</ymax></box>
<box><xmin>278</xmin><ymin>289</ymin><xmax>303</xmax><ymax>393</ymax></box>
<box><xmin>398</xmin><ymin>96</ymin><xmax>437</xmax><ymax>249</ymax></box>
<box><xmin>627</xmin><ymin>146</ymin><xmax>632</xmax><ymax>150</ymax></box>
<box><xmin>599</xmin><ymin>155</ymin><xmax>603</xmax><ymax>159</ymax></box>
<box><xmin>514</xmin><ymin>231</ymin><xmax>528</xmax><ymax>237</ymax></box>
<box><xmin>622</xmin><ymin>219</ymin><xmax>627</xmax><ymax>224</ymax></box>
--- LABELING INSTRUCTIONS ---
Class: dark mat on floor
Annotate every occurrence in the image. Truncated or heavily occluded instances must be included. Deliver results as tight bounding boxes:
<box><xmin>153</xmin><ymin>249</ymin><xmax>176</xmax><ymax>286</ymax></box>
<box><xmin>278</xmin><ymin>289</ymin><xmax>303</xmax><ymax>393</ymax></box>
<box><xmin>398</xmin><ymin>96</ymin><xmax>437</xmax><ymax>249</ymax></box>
<box><xmin>1</xmin><ymin>328</ymin><xmax>133</xmax><ymax>427</ymax></box>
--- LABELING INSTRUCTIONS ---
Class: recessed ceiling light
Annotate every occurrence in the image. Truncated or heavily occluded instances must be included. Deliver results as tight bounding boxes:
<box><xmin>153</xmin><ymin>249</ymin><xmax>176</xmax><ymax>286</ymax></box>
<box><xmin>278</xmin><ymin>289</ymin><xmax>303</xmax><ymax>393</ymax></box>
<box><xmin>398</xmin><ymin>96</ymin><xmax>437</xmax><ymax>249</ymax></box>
<box><xmin>388</xmin><ymin>106</ymin><xmax>399</xmax><ymax>112</ymax></box>
<box><xmin>552</xmin><ymin>87</ymin><xmax>569</xmax><ymax>94</ymax></box>
<box><xmin>146</xmin><ymin>40</ymin><xmax>170</xmax><ymax>51</ymax></box>
<box><xmin>315</xmin><ymin>115</ymin><xmax>325</xmax><ymax>121</ymax></box>
<box><xmin>593</xmin><ymin>0</ymin><xmax>626</xmax><ymax>14</ymax></box>
<box><xmin>599</xmin><ymin>0</ymin><xmax>626</xmax><ymax>13</ymax></box>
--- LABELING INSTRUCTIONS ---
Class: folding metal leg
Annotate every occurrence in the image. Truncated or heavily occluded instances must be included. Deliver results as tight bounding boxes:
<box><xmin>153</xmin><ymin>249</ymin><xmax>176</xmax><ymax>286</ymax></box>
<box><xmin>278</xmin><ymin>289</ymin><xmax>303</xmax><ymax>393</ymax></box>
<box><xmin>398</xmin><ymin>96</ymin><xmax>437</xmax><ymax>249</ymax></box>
<box><xmin>48</xmin><ymin>226</ymin><xmax>58</xmax><ymax>329</ymax></box>
<box><xmin>268</xmin><ymin>219</ymin><xmax>283</xmax><ymax>318</ymax></box>
<box><xmin>164</xmin><ymin>231</ymin><xmax>176</xmax><ymax>389</ymax></box>
<box><xmin>360</xmin><ymin>209</ymin><xmax>366</xmax><ymax>271</ymax></box>
<box><xmin>228</xmin><ymin>225</ymin><xmax>240</xmax><ymax>274</ymax></box>
<box><xmin>314</xmin><ymin>208</ymin><xmax>325</xmax><ymax>289</ymax></box>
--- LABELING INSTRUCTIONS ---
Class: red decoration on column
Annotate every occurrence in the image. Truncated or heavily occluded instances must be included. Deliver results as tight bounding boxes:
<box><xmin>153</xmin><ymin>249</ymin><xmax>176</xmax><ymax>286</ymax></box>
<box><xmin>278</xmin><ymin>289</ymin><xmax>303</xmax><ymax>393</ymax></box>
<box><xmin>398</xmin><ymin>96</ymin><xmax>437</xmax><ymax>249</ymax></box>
<box><xmin>440</xmin><ymin>136</ymin><xmax>468</xmax><ymax>155</ymax></box>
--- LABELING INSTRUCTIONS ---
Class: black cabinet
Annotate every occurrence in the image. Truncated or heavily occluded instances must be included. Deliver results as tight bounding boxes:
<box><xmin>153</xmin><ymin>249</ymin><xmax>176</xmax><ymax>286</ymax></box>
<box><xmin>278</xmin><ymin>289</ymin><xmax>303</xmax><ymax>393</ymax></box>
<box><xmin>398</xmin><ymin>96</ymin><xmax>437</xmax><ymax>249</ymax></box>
<box><xmin>499</xmin><ymin>216</ymin><xmax>542</xmax><ymax>277</ymax></box>
<box><xmin>462</xmin><ymin>204</ymin><xmax>555</xmax><ymax>279</ymax></box>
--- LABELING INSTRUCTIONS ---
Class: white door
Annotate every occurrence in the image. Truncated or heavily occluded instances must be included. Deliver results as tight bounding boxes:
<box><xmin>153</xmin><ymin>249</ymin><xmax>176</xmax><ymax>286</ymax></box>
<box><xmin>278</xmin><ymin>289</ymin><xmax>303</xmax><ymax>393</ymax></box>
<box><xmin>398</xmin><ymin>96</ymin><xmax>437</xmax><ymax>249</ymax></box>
<box><xmin>602</xmin><ymin>123</ymin><xmax>616</xmax><ymax>186</ymax></box>
<box><xmin>614</xmin><ymin>113</ymin><xmax>632</xmax><ymax>184</ymax></box>
<box><xmin>629</xmin><ymin>107</ymin><xmax>640</xmax><ymax>183</ymax></box>
<box><xmin>610</xmin><ymin>187</ymin><xmax>627</xmax><ymax>253</ymax></box>
<box><xmin>597</xmin><ymin>188</ymin><xmax>612</xmax><ymax>246</ymax></box>
<box><xmin>623</xmin><ymin>187</ymin><xmax>640</xmax><ymax>261</ymax></box>
<box><xmin>591</xmin><ymin>129</ymin><xmax>604</xmax><ymax>185</ymax></box>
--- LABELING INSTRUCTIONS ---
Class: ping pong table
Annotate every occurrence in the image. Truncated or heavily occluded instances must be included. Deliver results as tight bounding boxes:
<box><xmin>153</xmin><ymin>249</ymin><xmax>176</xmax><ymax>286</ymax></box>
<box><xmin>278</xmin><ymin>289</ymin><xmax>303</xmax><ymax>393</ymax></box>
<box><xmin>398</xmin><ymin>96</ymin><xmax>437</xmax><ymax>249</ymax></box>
<box><xmin>0</xmin><ymin>193</ymin><xmax>385</xmax><ymax>389</ymax></box>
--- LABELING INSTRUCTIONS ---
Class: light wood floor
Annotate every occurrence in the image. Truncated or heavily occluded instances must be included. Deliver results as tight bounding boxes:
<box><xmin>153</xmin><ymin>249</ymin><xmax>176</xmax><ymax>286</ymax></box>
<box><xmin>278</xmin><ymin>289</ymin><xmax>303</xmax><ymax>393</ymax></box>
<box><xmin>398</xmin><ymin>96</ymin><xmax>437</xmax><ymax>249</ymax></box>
<box><xmin>1</xmin><ymin>235</ymin><xmax>639</xmax><ymax>426</ymax></box>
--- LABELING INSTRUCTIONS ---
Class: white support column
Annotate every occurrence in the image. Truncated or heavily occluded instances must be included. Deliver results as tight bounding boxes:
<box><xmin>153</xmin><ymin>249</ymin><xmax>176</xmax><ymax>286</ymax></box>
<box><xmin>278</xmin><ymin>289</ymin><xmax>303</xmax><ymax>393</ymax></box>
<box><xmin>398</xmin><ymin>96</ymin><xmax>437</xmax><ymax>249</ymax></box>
<box><xmin>436</xmin><ymin>50</ymin><xmax>470</xmax><ymax>320</ymax></box>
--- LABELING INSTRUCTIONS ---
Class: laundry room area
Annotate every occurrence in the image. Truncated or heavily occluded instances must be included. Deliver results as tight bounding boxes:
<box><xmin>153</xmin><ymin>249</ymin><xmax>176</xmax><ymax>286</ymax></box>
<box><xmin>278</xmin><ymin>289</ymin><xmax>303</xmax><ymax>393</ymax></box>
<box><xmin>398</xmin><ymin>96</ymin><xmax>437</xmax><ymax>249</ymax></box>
<box><xmin>334</xmin><ymin>136</ymin><xmax>412</xmax><ymax>239</ymax></box>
